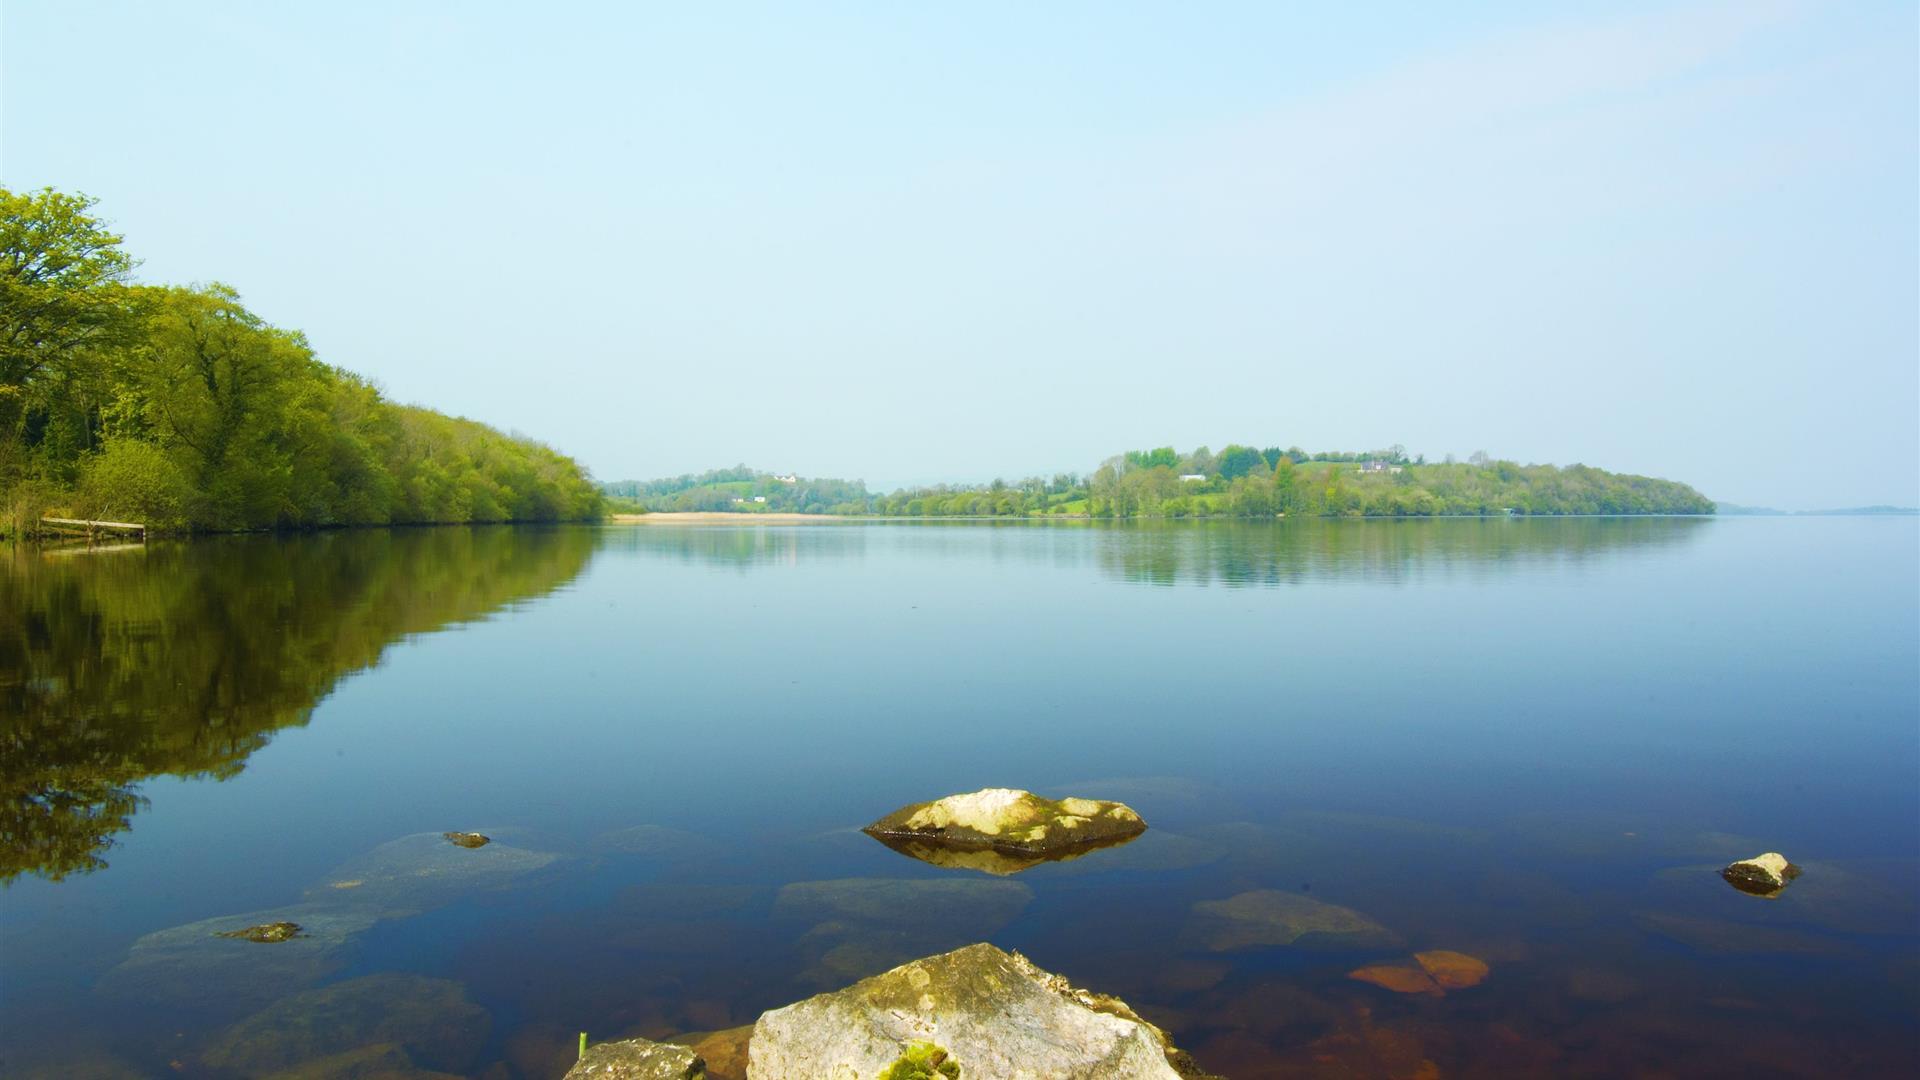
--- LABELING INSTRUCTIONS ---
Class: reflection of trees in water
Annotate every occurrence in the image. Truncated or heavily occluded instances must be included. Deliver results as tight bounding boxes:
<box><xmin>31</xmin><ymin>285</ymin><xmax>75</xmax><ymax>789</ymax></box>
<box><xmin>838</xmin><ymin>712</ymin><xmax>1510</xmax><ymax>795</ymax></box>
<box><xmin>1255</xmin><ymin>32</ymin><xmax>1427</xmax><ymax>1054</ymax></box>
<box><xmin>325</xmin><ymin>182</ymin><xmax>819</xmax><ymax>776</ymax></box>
<box><xmin>1092</xmin><ymin>518</ymin><xmax>1712</xmax><ymax>587</ymax></box>
<box><xmin>0</xmin><ymin>527</ymin><xmax>597</xmax><ymax>884</ymax></box>
<box><xmin>602</xmin><ymin>524</ymin><xmax>876</xmax><ymax>568</ymax></box>
<box><xmin>608</xmin><ymin>519</ymin><xmax>1710</xmax><ymax>586</ymax></box>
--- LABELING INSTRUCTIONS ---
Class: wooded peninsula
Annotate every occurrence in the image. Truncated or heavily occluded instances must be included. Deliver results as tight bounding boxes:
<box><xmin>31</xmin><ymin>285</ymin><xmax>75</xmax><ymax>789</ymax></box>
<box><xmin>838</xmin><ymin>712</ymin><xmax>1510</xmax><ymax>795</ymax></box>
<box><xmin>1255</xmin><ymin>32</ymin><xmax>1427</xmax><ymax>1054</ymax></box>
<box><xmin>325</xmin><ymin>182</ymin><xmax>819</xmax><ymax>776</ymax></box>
<box><xmin>607</xmin><ymin>447</ymin><xmax>1715</xmax><ymax>520</ymax></box>
<box><xmin>1</xmin><ymin>187</ymin><xmax>603</xmax><ymax>536</ymax></box>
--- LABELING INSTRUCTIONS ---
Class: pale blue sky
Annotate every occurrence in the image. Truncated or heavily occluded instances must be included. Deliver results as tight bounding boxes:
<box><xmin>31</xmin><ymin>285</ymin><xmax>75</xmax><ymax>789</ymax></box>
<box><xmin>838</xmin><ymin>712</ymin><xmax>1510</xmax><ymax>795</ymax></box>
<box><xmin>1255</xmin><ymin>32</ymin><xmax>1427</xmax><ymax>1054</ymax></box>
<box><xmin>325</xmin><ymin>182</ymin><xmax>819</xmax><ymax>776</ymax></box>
<box><xmin>3</xmin><ymin>1</ymin><xmax>1914</xmax><ymax>506</ymax></box>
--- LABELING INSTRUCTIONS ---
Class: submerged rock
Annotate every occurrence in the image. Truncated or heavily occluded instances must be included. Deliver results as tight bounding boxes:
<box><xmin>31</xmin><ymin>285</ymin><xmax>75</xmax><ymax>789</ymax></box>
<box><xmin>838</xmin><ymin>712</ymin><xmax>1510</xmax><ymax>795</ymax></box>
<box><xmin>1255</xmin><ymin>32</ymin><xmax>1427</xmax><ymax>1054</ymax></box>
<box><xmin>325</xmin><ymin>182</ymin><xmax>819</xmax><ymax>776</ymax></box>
<box><xmin>749</xmin><ymin>943</ymin><xmax>1209</xmax><ymax>1079</ymax></box>
<box><xmin>98</xmin><ymin>903</ymin><xmax>382</xmax><ymax>1009</ymax></box>
<box><xmin>775</xmin><ymin>878</ymin><xmax>1035</xmax><ymax>987</ymax></box>
<box><xmin>199</xmin><ymin>973</ymin><xmax>491</xmax><ymax>1075</ymax></box>
<box><xmin>667</xmin><ymin>1026</ymin><xmax>753</xmax><ymax>1080</ymax></box>
<box><xmin>1413</xmin><ymin>950</ymin><xmax>1489</xmax><ymax>990</ymax></box>
<box><xmin>307</xmin><ymin>831</ymin><xmax>563</xmax><ymax>911</ymax></box>
<box><xmin>773</xmin><ymin>878</ymin><xmax>1033</xmax><ymax>936</ymax></box>
<box><xmin>564</xmin><ymin>1037</ymin><xmax>705</xmax><ymax>1079</ymax></box>
<box><xmin>595</xmin><ymin>824</ymin><xmax>717</xmax><ymax>858</ymax></box>
<box><xmin>254</xmin><ymin>1041</ymin><xmax>463</xmax><ymax>1079</ymax></box>
<box><xmin>1721</xmin><ymin>852</ymin><xmax>1802</xmax><ymax>897</ymax></box>
<box><xmin>444</xmin><ymin>831</ymin><xmax>491</xmax><ymax>849</ymax></box>
<box><xmin>1348</xmin><ymin>951</ymin><xmax>1490</xmax><ymax>996</ymax></box>
<box><xmin>1184</xmin><ymin>889</ymin><xmax>1401</xmax><ymax>952</ymax></box>
<box><xmin>863</xmin><ymin>789</ymin><xmax>1147</xmax><ymax>872</ymax></box>
<box><xmin>100</xmin><ymin>831</ymin><xmax>565</xmax><ymax>1011</ymax></box>
<box><xmin>216</xmin><ymin>921</ymin><xmax>305</xmax><ymax>943</ymax></box>
<box><xmin>1348</xmin><ymin>964</ymin><xmax>1444</xmax><ymax>996</ymax></box>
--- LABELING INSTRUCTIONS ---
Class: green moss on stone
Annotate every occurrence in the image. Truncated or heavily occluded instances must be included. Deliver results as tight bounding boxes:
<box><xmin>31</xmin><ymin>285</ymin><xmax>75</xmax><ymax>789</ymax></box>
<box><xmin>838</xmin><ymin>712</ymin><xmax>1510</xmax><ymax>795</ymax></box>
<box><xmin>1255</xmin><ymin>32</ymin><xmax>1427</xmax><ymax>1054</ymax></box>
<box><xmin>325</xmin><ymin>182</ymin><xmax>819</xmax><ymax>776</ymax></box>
<box><xmin>878</xmin><ymin>1041</ymin><xmax>960</xmax><ymax>1080</ymax></box>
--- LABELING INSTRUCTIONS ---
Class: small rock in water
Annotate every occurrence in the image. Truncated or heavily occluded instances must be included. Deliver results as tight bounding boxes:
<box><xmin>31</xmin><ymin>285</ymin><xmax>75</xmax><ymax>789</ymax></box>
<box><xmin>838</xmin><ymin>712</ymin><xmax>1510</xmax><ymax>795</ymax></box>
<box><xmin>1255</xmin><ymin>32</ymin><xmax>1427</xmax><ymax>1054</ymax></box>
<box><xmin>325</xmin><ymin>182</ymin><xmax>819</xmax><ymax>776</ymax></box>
<box><xmin>213</xmin><ymin>921</ymin><xmax>303</xmax><ymax>943</ymax></box>
<box><xmin>444</xmin><ymin>831</ymin><xmax>491</xmax><ymax>848</ymax></box>
<box><xmin>1721</xmin><ymin>852</ymin><xmax>1801</xmax><ymax>897</ymax></box>
<box><xmin>862</xmin><ymin>788</ymin><xmax>1147</xmax><ymax>872</ymax></box>
<box><xmin>565</xmin><ymin>1036</ymin><xmax>706</xmax><ymax>1079</ymax></box>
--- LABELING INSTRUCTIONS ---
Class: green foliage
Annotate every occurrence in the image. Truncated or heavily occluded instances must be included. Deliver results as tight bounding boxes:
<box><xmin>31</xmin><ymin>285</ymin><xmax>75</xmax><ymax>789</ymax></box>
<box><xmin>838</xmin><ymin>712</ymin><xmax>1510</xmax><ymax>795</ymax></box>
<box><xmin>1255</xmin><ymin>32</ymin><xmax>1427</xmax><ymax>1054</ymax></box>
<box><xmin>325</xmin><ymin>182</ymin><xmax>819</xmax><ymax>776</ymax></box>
<box><xmin>77</xmin><ymin>437</ymin><xmax>193</xmax><ymax>528</ymax></box>
<box><xmin>878</xmin><ymin>1042</ymin><xmax>960</xmax><ymax>1080</ymax></box>
<box><xmin>0</xmin><ymin>187</ymin><xmax>601</xmax><ymax>533</ymax></box>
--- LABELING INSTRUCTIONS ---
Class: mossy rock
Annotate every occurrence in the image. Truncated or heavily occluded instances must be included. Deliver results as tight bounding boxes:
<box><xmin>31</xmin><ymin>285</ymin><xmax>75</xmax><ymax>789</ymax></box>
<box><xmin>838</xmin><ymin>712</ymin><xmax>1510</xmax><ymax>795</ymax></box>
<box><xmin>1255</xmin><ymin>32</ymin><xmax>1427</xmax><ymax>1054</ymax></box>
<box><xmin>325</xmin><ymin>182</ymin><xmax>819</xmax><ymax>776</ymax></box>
<box><xmin>863</xmin><ymin>788</ymin><xmax>1147</xmax><ymax>869</ymax></box>
<box><xmin>878</xmin><ymin>1041</ymin><xmax>960</xmax><ymax>1079</ymax></box>
<box><xmin>1721</xmin><ymin>852</ymin><xmax>1802</xmax><ymax>897</ymax></box>
<box><xmin>749</xmin><ymin>943</ymin><xmax>1194</xmax><ymax>1078</ymax></box>
<box><xmin>216</xmin><ymin>921</ymin><xmax>304</xmax><ymax>943</ymax></box>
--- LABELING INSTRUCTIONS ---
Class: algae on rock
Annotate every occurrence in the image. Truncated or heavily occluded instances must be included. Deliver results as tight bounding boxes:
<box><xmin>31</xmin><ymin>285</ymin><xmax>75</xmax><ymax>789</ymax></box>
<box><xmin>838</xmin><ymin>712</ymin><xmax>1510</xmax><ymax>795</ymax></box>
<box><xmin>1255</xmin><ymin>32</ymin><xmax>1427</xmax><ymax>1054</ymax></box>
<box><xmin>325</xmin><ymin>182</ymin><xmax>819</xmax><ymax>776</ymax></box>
<box><xmin>878</xmin><ymin>1041</ymin><xmax>961</xmax><ymax>1080</ymax></box>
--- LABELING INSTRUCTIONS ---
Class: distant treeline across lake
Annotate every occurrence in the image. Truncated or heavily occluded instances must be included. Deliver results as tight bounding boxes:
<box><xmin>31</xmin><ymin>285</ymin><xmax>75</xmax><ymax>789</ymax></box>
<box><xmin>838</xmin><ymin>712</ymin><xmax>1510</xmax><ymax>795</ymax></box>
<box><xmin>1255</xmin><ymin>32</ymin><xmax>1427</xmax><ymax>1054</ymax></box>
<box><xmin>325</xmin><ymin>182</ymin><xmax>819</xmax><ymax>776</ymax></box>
<box><xmin>605</xmin><ymin>447</ymin><xmax>1714</xmax><ymax>519</ymax></box>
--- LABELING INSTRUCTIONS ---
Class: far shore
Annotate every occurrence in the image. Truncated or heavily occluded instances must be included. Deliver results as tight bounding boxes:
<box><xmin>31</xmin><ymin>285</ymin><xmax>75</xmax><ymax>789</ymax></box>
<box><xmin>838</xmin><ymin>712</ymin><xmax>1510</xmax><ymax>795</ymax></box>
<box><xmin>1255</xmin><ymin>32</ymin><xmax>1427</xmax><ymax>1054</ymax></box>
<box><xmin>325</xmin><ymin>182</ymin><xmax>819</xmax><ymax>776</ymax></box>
<box><xmin>611</xmin><ymin>512</ymin><xmax>853</xmax><ymax>525</ymax></box>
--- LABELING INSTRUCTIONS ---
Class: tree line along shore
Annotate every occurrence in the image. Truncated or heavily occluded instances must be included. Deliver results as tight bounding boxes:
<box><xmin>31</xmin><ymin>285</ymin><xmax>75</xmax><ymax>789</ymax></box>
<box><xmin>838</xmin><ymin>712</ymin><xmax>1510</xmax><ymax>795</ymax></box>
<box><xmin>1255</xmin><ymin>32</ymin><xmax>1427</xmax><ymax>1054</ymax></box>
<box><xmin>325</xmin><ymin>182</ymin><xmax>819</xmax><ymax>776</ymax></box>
<box><xmin>606</xmin><ymin>448</ymin><xmax>1715</xmax><ymax>521</ymax></box>
<box><xmin>5</xmin><ymin>187</ymin><xmax>1710</xmax><ymax>539</ymax></box>
<box><xmin>1</xmin><ymin>187</ymin><xmax>603</xmax><ymax>538</ymax></box>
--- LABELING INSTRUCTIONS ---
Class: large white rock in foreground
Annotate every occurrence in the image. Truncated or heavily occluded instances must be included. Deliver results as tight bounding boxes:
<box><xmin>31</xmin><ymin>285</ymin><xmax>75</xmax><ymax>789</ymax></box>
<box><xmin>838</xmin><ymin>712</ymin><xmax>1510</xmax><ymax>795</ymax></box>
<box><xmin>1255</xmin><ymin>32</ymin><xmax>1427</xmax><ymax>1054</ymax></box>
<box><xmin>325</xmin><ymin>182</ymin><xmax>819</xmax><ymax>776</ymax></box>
<box><xmin>749</xmin><ymin>943</ymin><xmax>1211</xmax><ymax>1079</ymax></box>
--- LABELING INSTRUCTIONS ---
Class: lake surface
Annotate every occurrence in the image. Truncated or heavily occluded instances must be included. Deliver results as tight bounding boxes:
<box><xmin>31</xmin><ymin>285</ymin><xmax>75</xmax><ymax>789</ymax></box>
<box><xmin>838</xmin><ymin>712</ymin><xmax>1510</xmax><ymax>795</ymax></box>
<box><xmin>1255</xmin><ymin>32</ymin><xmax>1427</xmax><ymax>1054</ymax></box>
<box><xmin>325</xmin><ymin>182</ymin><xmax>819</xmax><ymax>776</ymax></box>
<box><xmin>3</xmin><ymin>518</ymin><xmax>1916</xmax><ymax>1078</ymax></box>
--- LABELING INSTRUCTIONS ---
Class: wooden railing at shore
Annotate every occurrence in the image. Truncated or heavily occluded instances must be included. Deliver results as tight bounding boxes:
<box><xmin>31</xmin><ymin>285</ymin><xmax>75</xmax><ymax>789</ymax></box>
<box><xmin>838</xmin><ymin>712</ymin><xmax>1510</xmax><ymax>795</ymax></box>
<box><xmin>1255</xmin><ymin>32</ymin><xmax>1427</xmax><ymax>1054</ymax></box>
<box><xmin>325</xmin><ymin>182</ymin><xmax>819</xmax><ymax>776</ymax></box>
<box><xmin>39</xmin><ymin>517</ymin><xmax>147</xmax><ymax>540</ymax></box>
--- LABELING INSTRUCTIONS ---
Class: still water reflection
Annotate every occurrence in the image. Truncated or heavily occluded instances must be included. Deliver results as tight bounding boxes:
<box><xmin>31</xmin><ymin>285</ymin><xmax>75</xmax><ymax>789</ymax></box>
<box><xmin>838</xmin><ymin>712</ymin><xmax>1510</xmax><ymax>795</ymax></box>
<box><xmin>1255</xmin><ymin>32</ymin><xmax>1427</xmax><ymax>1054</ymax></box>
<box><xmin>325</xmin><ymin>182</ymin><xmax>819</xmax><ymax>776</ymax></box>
<box><xmin>1</xmin><ymin>519</ymin><xmax>1914</xmax><ymax>1078</ymax></box>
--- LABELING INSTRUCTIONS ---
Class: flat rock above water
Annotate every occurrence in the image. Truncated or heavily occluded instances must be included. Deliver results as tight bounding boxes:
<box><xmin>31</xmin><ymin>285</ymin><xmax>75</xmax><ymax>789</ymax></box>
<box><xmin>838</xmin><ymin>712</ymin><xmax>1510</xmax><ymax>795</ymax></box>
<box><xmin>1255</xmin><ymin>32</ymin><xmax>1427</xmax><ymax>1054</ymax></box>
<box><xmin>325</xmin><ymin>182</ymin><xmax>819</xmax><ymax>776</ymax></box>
<box><xmin>863</xmin><ymin>788</ymin><xmax>1148</xmax><ymax>873</ymax></box>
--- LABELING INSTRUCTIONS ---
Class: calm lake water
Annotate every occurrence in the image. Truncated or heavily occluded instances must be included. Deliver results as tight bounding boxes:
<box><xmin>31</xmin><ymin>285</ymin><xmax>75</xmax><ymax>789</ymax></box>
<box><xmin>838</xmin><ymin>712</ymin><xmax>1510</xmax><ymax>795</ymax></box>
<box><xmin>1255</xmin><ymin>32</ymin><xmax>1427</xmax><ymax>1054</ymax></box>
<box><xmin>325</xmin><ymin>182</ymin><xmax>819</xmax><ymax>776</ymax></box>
<box><xmin>3</xmin><ymin>519</ymin><xmax>1916</xmax><ymax>1078</ymax></box>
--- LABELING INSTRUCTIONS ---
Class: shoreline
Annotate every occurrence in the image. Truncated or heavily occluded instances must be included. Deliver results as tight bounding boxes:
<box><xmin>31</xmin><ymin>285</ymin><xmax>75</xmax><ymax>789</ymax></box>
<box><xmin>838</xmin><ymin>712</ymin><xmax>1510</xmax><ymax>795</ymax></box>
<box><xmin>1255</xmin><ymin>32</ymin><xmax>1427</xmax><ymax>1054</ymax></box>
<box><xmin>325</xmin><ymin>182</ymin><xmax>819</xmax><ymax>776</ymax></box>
<box><xmin>610</xmin><ymin>512</ymin><xmax>854</xmax><ymax>525</ymax></box>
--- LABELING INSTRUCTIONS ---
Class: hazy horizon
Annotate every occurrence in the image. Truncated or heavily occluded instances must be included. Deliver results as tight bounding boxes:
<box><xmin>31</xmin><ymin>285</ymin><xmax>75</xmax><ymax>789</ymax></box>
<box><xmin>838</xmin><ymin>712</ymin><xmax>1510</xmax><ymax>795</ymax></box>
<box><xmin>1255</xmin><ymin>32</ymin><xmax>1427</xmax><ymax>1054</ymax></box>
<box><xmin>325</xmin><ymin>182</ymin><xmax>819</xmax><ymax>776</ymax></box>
<box><xmin>4</xmin><ymin>1</ymin><xmax>1914</xmax><ymax>508</ymax></box>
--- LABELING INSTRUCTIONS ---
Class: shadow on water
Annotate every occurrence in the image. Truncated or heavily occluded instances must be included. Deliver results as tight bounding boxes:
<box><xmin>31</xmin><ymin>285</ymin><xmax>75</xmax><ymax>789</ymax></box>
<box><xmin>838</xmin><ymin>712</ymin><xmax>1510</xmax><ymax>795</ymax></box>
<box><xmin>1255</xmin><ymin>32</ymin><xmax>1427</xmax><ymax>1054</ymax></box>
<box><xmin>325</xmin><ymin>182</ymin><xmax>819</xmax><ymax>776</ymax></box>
<box><xmin>0</xmin><ymin>526</ymin><xmax>597</xmax><ymax>886</ymax></box>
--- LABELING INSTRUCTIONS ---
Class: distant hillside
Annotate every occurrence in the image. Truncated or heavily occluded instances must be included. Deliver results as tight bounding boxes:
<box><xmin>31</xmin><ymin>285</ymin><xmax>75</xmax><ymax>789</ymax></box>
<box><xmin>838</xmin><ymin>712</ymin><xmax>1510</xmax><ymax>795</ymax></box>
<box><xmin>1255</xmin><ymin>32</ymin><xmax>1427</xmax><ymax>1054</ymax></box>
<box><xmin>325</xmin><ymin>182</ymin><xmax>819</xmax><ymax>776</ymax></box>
<box><xmin>602</xmin><ymin>466</ymin><xmax>869</xmax><ymax>514</ymax></box>
<box><xmin>610</xmin><ymin>445</ymin><xmax>1715</xmax><ymax>519</ymax></box>
<box><xmin>1719</xmin><ymin>503</ymin><xmax>1917</xmax><ymax>516</ymax></box>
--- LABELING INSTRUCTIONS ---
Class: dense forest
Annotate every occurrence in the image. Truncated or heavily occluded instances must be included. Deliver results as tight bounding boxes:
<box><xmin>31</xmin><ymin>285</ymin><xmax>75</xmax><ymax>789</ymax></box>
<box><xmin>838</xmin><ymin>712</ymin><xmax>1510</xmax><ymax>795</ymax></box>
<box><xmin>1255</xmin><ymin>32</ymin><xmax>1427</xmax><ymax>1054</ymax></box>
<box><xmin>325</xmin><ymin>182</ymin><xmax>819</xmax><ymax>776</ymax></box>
<box><xmin>609</xmin><ymin>443</ymin><xmax>1714</xmax><ymax>519</ymax></box>
<box><xmin>1</xmin><ymin>187</ymin><xmax>602</xmax><ymax>535</ymax></box>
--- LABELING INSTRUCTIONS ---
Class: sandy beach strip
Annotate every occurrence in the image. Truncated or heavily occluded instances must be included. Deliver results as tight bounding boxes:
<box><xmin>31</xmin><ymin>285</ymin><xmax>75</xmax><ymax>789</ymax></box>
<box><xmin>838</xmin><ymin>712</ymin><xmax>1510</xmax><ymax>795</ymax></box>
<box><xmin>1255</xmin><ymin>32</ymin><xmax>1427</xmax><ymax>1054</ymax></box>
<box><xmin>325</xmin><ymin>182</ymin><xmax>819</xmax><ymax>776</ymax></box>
<box><xmin>610</xmin><ymin>512</ymin><xmax>853</xmax><ymax>525</ymax></box>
